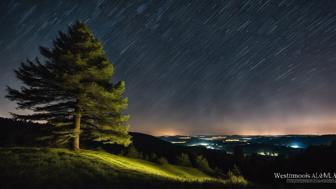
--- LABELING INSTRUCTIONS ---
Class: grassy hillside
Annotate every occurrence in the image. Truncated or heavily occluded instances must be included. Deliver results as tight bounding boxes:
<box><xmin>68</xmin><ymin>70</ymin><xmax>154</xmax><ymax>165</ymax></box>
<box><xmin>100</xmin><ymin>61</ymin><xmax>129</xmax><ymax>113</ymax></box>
<box><xmin>0</xmin><ymin>148</ymin><xmax>247</xmax><ymax>189</ymax></box>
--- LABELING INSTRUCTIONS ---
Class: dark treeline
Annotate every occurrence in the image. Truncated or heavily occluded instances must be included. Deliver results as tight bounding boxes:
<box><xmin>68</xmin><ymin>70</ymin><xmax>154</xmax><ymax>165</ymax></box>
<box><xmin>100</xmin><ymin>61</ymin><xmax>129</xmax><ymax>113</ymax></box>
<box><xmin>0</xmin><ymin>117</ymin><xmax>53</xmax><ymax>147</ymax></box>
<box><xmin>1</xmin><ymin>117</ymin><xmax>336</xmax><ymax>189</ymax></box>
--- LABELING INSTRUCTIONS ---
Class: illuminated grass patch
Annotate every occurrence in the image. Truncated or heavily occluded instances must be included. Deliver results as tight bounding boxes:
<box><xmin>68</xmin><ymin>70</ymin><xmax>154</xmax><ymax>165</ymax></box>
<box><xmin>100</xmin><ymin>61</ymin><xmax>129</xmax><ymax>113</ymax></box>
<box><xmin>0</xmin><ymin>147</ymin><xmax>248</xmax><ymax>189</ymax></box>
<box><xmin>79</xmin><ymin>149</ymin><xmax>215</xmax><ymax>181</ymax></box>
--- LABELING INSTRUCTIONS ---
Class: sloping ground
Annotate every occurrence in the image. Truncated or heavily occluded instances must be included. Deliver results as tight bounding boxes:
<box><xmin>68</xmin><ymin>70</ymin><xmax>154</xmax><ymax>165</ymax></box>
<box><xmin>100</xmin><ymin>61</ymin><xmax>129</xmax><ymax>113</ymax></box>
<box><xmin>78</xmin><ymin>149</ymin><xmax>213</xmax><ymax>181</ymax></box>
<box><xmin>0</xmin><ymin>148</ymin><xmax>247</xmax><ymax>189</ymax></box>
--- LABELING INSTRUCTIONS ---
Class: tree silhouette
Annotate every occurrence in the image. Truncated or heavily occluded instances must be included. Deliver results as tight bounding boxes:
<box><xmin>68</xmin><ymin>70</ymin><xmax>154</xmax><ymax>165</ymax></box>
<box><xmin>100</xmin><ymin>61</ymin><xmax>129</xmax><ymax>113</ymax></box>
<box><xmin>176</xmin><ymin>153</ymin><xmax>192</xmax><ymax>167</ymax></box>
<box><xmin>6</xmin><ymin>21</ymin><xmax>131</xmax><ymax>150</ymax></box>
<box><xmin>194</xmin><ymin>155</ymin><xmax>212</xmax><ymax>172</ymax></box>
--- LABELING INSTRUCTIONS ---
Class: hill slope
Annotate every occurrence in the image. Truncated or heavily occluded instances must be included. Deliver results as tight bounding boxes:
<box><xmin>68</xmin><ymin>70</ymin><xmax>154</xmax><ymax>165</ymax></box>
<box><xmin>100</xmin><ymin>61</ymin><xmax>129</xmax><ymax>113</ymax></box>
<box><xmin>0</xmin><ymin>148</ymin><xmax>246</xmax><ymax>189</ymax></box>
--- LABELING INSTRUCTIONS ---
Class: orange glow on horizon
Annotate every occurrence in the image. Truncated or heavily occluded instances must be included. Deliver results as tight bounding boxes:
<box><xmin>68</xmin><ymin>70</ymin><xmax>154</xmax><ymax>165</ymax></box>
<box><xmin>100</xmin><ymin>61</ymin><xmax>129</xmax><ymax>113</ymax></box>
<box><xmin>153</xmin><ymin>129</ymin><xmax>183</xmax><ymax>136</ymax></box>
<box><xmin>131</xmin><ymin>112</ymin><xmax>336</xmax><ymax>136</ymax></box>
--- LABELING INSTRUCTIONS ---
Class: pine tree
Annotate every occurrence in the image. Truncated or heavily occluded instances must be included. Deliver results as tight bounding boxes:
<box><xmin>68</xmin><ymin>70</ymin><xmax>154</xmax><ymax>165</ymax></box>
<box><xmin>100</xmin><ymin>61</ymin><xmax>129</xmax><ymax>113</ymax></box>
<box><xmin>6</xmin><ymin>21</ymin><xmax>131</xmax><ymax>150</ymax></box>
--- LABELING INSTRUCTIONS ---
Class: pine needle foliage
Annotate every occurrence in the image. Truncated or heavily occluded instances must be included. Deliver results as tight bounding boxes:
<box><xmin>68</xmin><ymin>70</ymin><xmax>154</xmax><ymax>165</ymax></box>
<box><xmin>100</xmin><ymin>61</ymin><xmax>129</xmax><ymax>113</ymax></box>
<box><xmin>6</xmin><ymin>21</ymin><xmax>131</xmax><ymax>149</ymax></box>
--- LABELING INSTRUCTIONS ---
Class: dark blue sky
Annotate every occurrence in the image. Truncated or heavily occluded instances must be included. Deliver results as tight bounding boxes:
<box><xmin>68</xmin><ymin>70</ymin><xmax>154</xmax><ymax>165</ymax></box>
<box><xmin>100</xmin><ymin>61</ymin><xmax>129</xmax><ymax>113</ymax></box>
<box><xmin>1</xmin><ymin>0</ymin><xmax>336</xmax><ymax>135</ymax></box>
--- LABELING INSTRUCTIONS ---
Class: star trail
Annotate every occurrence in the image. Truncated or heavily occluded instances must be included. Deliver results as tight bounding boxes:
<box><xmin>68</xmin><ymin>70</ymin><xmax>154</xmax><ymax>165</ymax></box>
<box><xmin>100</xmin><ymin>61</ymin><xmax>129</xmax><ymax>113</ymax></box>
<box><xmin>1</xmin><ymin>0</ymin><xmax>336</xmax><ymax>135</ymax></box>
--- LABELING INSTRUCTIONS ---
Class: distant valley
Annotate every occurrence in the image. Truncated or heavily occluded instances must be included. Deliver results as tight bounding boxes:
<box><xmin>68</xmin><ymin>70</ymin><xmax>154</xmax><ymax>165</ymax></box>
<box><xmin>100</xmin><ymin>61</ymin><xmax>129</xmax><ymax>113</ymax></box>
<box><xmin>160</xmin><ymin>135</ymin><xmax>336</xmax><ymax>156</ymax></box>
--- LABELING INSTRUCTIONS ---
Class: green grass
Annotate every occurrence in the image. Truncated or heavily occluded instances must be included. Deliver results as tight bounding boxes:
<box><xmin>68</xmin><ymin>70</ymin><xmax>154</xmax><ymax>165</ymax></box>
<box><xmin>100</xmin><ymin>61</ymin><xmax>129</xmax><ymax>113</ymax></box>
<box><xmin>0</xmin><ymin>147</ymin><xmax>248</xmax><ymax>189</ymax></box>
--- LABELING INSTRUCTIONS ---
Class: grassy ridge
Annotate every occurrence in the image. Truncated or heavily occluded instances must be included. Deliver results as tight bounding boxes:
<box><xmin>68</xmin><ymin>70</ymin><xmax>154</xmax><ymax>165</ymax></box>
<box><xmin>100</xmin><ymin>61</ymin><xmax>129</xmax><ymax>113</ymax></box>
<box><xmin>77</xmin><ymin>149</ymin><xmax>214</xmax><ymax>181</ymax></box>
<box><xmin>0</xmin><ymin>148</ymin><xmax>247</xmax><ymax>189</ymax></box>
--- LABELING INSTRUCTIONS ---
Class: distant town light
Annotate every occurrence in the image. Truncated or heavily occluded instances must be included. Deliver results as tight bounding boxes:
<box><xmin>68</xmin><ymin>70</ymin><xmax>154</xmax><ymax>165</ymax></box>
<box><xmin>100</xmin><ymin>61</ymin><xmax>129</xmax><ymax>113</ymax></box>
<box><xmin>289</xmin><ymin>144</ymin><xmax>301</xmax><ymax>148</ymax></box>
<box><xmin>188</xmin><ymin>142</ymin><xmax>217</xmax><ymax>150</ymax></box>
<box><xmin>257</xmin><ymin>151</ymin><xmax>279</xmax><ymax>156</ymax></box>
<box><xmin>178</xmin><ymin>136</ymin><xmax>191</xmax><ymax>140</ymax></box>
<box><xmin>224</xmin><ymin>139</ymin><xmax>240</xmax><ymax>142</ymax></box>
<box><xmin>202</xmin><ymin>136</ymin><xmax>227</xmax><ymax>140</ymax></box>
<box><xmin>171</xmin><ymin>141</ymin><xmax>186</xmax><ymax>144</ymax></box>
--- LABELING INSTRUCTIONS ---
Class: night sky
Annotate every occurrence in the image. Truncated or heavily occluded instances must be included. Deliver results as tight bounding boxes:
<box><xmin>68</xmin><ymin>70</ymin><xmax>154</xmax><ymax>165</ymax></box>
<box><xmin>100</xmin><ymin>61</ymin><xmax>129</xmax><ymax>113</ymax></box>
<box><xmin>1</xmin><ymin>0</ymin><xmax>336</xmax><ymax>135</ymax></box>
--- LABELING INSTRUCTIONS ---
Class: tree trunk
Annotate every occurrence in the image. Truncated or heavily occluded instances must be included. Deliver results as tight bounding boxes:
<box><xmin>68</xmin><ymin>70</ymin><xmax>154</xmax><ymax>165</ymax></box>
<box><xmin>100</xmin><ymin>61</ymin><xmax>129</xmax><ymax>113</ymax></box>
<box><xmin>73</xmin><ymin>109</ymin><xmax>81</xmax><ymax>150</ymax></box>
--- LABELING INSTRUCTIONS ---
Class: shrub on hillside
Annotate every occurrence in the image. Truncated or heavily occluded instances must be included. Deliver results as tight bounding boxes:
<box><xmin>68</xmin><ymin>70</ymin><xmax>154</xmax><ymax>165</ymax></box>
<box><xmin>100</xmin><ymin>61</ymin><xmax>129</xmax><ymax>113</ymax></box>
<box><xmin>157</xmin><ymin>157</ymin><xmax>169</xmax><ymax>165</ymax></box>
<box><xmin>226</xmin><ymin>165</ymin><xmax>248</xmax><ymax>185</ymax></box>
<box><xmin>194</xmin><ymin>155</ymin><xmax>212</xmax><ymax>172</ymax></box>
<box><xmin>150</xmin><ymin>153</ymin><xmax>158</xmax><ymax>162</ymax></box>
<box><xmin>125</xmin><ymin>145</ymin><xmax>142</xmax><ymax>159</ymax></box>
<box><xmin>176</xmin><ymin>153</ymin><xmax>192</xmax><ymax>167</ymax></box>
